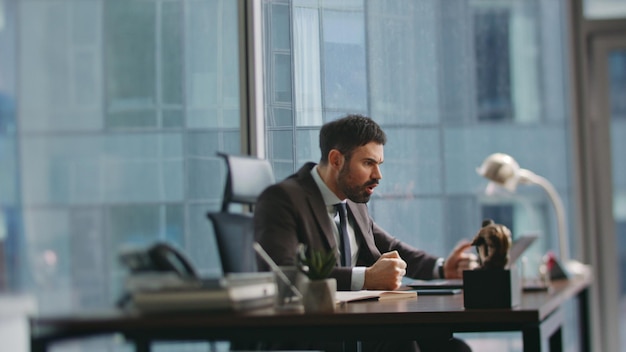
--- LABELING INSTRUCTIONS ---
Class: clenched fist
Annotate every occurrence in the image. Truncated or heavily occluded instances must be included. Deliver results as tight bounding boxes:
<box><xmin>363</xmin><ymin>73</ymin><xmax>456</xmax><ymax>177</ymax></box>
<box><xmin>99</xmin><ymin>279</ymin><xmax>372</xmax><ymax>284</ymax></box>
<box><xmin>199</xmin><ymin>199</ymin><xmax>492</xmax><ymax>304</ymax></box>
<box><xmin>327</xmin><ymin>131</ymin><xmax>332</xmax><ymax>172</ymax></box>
<box><xmin>364</xmin><ymin>251</ymin><xmax>407</xmax><ymax>290</ymax></box>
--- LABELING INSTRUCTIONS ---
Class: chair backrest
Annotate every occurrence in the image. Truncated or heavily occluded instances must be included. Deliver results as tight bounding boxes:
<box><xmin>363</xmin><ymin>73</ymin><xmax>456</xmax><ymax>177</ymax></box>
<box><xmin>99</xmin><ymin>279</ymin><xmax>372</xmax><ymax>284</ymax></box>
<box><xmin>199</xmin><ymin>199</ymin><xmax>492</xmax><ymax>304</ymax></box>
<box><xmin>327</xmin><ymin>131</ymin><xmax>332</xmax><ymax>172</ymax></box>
<box><xmin>208</xmin><ymin>153</ymin><xmax>275</xmax><ymax>274</ymax></box>
<box><xmin>207</xmin><ymin>212</ymin><xmax>257</xmax><ymax>273</ymax></box>
<box><xmin>219</xmin><ymin>152</ymin><xmax>276</xmax><ymax>211</ymax></box>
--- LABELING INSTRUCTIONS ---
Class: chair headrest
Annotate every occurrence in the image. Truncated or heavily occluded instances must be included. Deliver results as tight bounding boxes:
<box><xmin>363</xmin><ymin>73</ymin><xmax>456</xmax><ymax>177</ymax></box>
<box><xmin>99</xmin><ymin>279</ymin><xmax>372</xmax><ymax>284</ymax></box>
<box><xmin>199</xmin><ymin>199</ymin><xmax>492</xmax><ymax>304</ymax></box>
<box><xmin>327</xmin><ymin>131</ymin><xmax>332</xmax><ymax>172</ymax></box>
<box><xmin>219</xmin><ymin>153</ymin><xmax>275</xmax><ymax>208</ymax></box>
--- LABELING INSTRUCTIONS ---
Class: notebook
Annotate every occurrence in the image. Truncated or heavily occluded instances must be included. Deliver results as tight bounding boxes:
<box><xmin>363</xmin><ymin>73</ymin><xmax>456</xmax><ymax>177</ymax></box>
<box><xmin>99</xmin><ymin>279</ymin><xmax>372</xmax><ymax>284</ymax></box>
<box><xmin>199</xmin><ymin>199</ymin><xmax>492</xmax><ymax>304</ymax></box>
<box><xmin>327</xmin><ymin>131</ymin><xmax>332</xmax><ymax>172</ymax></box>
<box><xmin>407</xmin><ymin>233</ymin><xmax>538</xmax><ymax>290</ymax></box>
<box><xmin>336</xmin><ymin>290</ymin><xmax>417</xmax><ymax>303</ymax></box>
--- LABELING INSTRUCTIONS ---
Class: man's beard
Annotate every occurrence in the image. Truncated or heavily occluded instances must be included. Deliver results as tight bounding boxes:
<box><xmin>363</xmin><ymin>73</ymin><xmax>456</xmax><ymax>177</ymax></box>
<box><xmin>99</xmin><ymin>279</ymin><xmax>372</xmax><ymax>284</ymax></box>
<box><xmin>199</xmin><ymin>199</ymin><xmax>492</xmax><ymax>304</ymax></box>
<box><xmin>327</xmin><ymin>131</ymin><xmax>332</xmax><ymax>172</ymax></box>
<box><xmin>337</xmin><ymin>163</ymin><xmax>379</xmax><ymax>203</ymax></box>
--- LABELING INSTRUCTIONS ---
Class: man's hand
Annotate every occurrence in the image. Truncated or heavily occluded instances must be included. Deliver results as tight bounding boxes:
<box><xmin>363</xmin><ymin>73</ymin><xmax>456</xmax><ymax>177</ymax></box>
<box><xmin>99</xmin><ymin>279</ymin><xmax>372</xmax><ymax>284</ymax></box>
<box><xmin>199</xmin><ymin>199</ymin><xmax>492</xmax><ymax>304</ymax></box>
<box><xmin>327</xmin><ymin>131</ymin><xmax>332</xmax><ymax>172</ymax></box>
<box><xmin>443</xmin><ymin>241</ymin><xmax>479</xmax><ymax>279</ymax></box>
<box><xmin>364</xmin><ymin>251</ymin><xmax>407</xmax><ymax>290</ymax></box>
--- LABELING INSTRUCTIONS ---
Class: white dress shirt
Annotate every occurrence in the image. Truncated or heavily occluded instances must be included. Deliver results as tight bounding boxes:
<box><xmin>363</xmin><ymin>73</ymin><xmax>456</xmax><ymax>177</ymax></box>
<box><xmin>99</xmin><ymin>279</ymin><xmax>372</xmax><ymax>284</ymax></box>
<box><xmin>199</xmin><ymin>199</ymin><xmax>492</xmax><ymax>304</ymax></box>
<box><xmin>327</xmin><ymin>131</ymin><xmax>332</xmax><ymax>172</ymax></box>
<box><xmin>310</xmin><ymin>166</ymin><xmax>366</xmax><ymax>290</ymax></box>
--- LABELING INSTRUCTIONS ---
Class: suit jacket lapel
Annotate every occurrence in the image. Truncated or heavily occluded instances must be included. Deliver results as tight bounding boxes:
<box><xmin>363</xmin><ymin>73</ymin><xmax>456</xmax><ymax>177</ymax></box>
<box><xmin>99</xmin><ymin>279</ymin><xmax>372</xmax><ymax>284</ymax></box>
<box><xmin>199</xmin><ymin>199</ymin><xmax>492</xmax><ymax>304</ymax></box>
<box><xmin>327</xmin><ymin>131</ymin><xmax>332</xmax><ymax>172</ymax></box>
<box><xmin>347</xmin><ymin>201</ymin><xmax>380</xmax><ymax>258</ymax></box>
<box><xmin>296</xmin><ymin>164</ymin><xmax>339</xmax><ymax>255</ymax></box>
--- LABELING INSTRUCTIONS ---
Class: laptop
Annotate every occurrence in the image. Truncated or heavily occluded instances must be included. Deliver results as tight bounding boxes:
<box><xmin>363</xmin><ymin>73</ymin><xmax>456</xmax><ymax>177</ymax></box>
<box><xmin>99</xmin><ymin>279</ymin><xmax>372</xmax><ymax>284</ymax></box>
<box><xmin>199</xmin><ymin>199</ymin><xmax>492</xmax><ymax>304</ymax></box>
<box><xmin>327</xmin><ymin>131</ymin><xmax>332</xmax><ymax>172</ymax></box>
<box><xmin>407</xmin><ymin>233</ymin><xmax>539</xmax><ymax>290</ymax></box>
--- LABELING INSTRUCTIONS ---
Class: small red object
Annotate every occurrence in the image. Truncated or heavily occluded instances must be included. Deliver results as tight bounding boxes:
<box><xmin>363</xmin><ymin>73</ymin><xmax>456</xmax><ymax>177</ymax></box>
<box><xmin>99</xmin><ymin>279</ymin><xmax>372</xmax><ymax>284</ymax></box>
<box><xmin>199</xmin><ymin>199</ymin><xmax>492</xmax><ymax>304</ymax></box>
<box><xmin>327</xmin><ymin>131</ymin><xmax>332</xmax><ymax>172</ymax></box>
<box><xmin>543</xmin><ymin>251</ymin><xmax>558</xmax><ymax>271</ymax></box>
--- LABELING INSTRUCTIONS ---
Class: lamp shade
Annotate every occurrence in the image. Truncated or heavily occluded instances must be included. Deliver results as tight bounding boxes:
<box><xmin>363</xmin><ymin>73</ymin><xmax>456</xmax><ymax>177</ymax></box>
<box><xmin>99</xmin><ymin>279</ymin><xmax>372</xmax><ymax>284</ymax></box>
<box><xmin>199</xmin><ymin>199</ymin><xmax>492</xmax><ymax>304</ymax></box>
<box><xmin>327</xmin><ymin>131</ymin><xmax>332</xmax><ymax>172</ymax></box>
<box><xmin>476</xmin><ymin>153</ymin><xmax>521</xmax><ymax>192</ymax></box>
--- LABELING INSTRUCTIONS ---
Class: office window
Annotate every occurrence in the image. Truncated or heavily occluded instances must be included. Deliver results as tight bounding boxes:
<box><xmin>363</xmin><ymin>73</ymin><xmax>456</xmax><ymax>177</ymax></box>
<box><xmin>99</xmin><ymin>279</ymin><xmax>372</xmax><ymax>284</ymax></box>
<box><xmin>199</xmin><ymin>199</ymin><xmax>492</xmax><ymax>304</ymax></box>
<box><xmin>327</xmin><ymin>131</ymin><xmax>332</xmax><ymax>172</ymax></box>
<box><xmin>610</xmin><ymin>51</ymin><xmax>626</xmax><ymax>119</ymax></box>
<box><xmin>608</xmin><ymin>49</ymin><xmax>626</xmax><ymax>351</ymax></box>
<box><xmin>3</xmin><ymin>1</ymin><xmax>242</xmax><ymax>350</ymax></box>
<box><xmin>322</xmin><ymin>9</ymin><xmax>367</xmax><ymax>113</ymax></box>
<box><xmin>0</xmin><ymin>0</ymin><xmax>18</xmax><ymax>290</ymax></box>
<box><xmin>585</xmin><ymin>0</ymin><xmax>626</xmax><ymax>19</ymax></box>
<box><xmin>262</xmin><ymin>0</ymin><xmax>576</xmax><ymax>349</ymax></box>
<box><xmin>263</xmin><ymin>0</ymin><xmax>572</xmax><ymax>263</ymax></box>
<box><xmin>475</xmin><ymin>7</ymin><xmax>513</xmax><ymax>121</ymax></box>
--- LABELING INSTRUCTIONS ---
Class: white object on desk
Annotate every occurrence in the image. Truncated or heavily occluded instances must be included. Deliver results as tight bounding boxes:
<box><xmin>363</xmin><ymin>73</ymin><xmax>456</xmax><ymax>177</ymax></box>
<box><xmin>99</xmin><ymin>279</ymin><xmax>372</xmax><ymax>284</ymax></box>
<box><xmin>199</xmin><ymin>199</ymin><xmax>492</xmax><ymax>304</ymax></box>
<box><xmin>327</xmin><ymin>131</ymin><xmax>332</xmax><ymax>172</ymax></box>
<box><xmin>0</xmin><ymin>294</ymin><xmax>37</xmax><ymax>352</ymax></box>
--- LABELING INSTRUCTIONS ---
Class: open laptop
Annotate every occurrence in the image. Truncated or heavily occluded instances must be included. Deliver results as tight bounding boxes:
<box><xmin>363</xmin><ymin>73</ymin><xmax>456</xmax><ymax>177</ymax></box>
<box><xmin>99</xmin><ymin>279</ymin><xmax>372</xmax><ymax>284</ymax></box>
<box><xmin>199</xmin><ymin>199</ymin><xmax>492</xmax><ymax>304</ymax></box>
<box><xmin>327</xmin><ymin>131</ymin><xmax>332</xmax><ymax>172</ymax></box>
<box><xmin>407</xmin><ymin>233</ymin><xmax>539</xmax><ymax>290</ymax></box>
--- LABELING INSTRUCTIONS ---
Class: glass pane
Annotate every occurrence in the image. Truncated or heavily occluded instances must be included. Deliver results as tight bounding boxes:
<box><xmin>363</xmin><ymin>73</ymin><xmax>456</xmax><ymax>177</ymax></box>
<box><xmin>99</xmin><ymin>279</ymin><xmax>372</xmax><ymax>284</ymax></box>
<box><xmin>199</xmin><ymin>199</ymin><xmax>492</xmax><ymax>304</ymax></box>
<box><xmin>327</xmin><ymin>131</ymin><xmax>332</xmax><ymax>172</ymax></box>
<box><xmin>322</xmin><ymin>10</ymin><xmax>366</xmax><ymax>111</ymax></box>
<box><xmin>20</xmin><ymin>134</ymin><xmax>185</xmax><ymax>204</ymax></box>
<box><xmin>274</xmin><ymin>53</ymin><xmax>294</xmax><ymax>104</ymax></box>
<box><xmin>585</xmin><ymin>0</ymin><xmax>626</xmax><ymax>19</ymax></box>
<box><xmin>367</xmin><ymin>0</ymin><xmax>440</xmax><ymax>125</ymax></box>
<box><xmin>4</xmin><ymin>3</ymin><xmax>242</xmax><ymax>346</ymax></box>
<box><xmin>104</xmin><ymin>1</ymin><xmax>157</xmax><ymax>128</ymax></box>
<box><xmin>162</xmin><ymin>2</ymin><xmax>183</xmax><ymax>106</ymax></box>
<box><xmin>20</xmin><ymin>1</ymin><xmax>103</xmax><ymax>132</ymax></box>
<box><xmin>608</xmin><ymin>48</ymin><xmax>626</xmax><ymax>352</ymax></box>
<box><xmin>271</xmin><ymin>3</ymin><xmax>291</xmax><ymax>50</ymax></box>
<box><xmin>186</xmin><ymin>0</ymin><xmax>240</xmax><ymax>129</ymax></box>
<box><xmin>0</xmin><ymin>0</ymin><xmax>21</xmax><ymax>297</ymax></box>
<box><xmin>474</xmin><ymin>7</ymin><xmax>512</xmax><ymax>121</ymax></box>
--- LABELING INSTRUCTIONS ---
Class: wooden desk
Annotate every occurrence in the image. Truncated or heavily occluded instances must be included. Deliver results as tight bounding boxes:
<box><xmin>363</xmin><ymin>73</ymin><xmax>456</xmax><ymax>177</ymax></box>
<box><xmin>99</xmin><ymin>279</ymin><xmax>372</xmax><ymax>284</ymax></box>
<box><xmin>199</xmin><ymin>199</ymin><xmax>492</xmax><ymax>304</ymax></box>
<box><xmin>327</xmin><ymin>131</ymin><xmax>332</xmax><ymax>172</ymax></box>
<box><xmin>29</xmin><ymin>271</ymin><xmax>592</xmax><ymax>352</ymax></box>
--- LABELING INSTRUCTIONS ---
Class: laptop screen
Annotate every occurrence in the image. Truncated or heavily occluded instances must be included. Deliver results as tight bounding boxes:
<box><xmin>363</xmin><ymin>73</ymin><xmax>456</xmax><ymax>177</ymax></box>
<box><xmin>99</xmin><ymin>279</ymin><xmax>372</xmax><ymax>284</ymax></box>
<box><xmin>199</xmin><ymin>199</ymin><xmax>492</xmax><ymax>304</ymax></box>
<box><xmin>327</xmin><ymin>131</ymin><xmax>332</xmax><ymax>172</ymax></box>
<box><xmin>508</xmin><ymin>233</ymin><xmax>539</xmax><ymax>265</ymax></box>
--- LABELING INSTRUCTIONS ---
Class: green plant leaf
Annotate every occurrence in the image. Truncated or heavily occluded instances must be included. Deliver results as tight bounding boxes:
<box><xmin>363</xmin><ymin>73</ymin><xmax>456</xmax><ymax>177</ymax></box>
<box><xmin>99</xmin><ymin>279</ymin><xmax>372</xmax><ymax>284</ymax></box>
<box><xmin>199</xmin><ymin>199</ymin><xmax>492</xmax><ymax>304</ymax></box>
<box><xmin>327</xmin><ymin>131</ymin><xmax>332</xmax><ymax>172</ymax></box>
<box><xmin>297</xmin><ymin>245</ymin><xmax>337</xmax><ymax>280</ymax></box>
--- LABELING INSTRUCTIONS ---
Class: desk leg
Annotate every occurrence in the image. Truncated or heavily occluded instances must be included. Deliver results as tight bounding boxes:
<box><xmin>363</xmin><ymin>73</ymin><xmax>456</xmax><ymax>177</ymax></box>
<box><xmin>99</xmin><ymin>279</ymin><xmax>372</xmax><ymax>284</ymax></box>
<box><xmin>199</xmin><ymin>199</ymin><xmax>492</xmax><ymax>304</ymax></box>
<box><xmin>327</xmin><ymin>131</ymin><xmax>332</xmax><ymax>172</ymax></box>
<box><xmin>342</xmin><ymin>340</ymin><xmax>360</xmax><ymax>352</ymax></box>
<box><xmin>30</xmin><ymin>338</ymin><xmax>47</xmax><ymax>352</ymax></box>
<box><xmin>523</xmin><ymin>309</ymin><xmax>564</xmax><ymax>352</ymax></box>
<box><xmin>134</xmin><ymin>339</ymin><xmax>151</xmax><ymax>352</ymax></box>
<box><xmin>578</xmin><ymin>287</ymin><xmax>591</xmax><ymax>352</ymax></box>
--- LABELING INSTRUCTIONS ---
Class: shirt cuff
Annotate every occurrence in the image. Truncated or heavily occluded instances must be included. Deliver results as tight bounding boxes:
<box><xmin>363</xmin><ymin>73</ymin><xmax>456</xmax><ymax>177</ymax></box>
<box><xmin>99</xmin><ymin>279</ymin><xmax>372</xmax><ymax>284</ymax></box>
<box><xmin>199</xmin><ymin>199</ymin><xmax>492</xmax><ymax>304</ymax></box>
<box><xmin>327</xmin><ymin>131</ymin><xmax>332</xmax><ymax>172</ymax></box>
<box><xmin>351</xmin><ymin>267</ymin><xmax>366</xmax><ymax>290</ymax></box>
<box><xmin>433</xmin><ymin>257</ymin><xmax>445</xmax><ymax>279</ymax></box>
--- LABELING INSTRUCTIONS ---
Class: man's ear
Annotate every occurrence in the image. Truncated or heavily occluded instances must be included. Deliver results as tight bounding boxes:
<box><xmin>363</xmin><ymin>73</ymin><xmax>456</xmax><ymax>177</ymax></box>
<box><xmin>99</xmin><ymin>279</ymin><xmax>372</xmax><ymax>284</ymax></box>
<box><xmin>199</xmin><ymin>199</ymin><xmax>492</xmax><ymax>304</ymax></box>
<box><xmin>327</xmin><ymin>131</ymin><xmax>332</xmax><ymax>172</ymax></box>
<box><xmin>328</xmin><ymin>149</ymin><xmax>343</xmax><ymax>168</ymax></box>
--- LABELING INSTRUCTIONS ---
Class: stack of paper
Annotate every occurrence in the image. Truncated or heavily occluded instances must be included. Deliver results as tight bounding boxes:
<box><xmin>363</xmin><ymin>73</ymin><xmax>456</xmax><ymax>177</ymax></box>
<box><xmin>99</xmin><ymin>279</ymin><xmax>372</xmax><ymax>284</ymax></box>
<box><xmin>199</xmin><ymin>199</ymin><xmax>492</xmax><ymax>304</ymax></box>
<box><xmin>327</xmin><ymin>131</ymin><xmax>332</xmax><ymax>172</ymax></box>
<box><xmin>129</xmin><ymin>272</ymin><xmax>277</xmax><ymax>313</ymax></box>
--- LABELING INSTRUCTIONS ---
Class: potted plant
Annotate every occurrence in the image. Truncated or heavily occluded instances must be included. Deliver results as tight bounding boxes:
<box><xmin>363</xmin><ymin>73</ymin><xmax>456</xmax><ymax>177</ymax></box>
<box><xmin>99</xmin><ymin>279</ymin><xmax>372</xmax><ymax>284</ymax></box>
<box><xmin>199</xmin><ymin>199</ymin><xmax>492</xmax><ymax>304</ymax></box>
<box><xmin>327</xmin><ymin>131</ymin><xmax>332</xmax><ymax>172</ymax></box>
<box><xmin>297</xmin><ymin>245</ymin><xmax>337</xmax><ymax>313</ymax></box>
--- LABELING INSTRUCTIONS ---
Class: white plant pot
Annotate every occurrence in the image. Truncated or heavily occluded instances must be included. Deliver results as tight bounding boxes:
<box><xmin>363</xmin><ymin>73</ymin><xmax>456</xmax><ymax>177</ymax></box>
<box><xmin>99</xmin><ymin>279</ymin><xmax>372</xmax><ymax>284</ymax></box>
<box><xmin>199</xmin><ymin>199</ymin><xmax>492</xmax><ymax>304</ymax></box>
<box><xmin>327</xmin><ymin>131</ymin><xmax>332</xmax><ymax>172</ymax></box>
<box><xmin>302</xmin><ymin>278</ymin><xmax>336</xmax><ymax>313</ymax></box>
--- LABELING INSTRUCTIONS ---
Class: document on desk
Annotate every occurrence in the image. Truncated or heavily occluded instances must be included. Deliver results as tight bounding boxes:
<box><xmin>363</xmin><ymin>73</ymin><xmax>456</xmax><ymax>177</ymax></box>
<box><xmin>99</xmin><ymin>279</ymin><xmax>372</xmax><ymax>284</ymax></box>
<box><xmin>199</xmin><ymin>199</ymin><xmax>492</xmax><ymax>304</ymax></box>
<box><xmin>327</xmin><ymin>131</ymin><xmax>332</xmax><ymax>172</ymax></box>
<box><xmin>336</xmin><ymin>290</ymin><xmax>417</xmax><ymax>303</ymax></box>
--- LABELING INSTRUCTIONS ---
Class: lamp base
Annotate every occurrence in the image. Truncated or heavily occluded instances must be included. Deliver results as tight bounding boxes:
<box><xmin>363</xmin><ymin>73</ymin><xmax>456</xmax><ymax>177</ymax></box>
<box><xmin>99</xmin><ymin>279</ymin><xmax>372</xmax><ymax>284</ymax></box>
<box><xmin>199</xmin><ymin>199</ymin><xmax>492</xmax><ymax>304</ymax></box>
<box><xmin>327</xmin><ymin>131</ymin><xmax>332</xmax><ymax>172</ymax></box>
<box><xmin>548</xmin><ymin>258</ymin><xmax>568</xmax><ymax>280</ymax></box>
<box><xmin>545</xmin><ymin>252</ymin><xmax>590</xmax><ymax>280</ymax></box>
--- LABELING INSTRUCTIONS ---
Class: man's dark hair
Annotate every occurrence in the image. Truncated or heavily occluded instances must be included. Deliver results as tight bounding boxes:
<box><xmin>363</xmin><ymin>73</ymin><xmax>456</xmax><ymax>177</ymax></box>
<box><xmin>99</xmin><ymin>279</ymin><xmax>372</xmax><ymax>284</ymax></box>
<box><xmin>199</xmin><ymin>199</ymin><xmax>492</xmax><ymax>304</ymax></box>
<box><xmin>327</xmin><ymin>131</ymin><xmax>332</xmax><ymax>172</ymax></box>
<box><xmin>319</xmin><ymin>114</ymin><xmax>387</xmax><ymax>164</ymax></box>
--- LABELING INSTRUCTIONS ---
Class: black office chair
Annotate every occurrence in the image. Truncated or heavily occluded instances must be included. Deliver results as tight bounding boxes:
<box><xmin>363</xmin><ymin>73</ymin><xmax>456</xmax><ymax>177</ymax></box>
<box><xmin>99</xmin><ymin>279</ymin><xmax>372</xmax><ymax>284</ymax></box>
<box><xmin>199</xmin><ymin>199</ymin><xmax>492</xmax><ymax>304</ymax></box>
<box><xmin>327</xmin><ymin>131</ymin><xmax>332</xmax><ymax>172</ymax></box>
<box><xmin>207</xmin><ymin>152</ymin><xmax>275</xmax><ymax>274</ymax></box>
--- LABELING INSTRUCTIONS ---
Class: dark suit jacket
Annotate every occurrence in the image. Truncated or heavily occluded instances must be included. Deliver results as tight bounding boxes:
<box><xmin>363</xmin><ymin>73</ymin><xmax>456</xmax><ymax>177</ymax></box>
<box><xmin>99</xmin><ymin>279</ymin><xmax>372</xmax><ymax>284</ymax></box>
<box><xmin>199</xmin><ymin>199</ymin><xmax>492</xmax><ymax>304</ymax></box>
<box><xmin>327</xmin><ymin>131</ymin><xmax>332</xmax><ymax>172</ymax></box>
<box><xmin>254</xmin><ymin>162</ymin><xmax>439</xmax><ymax>291</ymax></box>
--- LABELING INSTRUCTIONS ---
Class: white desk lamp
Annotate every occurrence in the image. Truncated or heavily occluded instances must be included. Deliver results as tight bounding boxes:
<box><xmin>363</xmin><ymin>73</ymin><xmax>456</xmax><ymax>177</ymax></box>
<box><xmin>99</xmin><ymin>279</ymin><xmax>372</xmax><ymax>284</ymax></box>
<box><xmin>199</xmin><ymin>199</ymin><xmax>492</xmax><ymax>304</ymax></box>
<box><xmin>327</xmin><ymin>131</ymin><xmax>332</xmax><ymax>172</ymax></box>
<box><xmin>476</xmin><ymin>153</ymin><xmax>586</xmax><ymax>279</ymax></box>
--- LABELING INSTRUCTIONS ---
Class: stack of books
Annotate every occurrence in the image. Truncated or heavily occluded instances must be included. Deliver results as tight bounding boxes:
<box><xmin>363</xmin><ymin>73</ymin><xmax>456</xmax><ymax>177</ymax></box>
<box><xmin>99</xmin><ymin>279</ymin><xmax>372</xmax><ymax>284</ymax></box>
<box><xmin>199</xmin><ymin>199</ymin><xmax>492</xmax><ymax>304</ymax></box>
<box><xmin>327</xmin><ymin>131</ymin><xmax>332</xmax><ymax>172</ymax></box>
<box><xmin>126</xmin><ymin>272</ymin><xmax>277</xmax><ymax>313</ymax></box>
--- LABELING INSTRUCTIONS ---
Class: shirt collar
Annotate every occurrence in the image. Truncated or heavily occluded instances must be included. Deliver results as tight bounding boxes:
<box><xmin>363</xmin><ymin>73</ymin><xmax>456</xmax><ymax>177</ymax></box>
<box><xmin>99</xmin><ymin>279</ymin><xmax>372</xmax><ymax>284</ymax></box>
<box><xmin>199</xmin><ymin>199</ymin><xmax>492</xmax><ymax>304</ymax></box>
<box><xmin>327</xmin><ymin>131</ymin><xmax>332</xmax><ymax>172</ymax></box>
<box><xmin>310</xmin><ymin>165</ymin><xmax>343</xmax><ymax>207</ymax></box>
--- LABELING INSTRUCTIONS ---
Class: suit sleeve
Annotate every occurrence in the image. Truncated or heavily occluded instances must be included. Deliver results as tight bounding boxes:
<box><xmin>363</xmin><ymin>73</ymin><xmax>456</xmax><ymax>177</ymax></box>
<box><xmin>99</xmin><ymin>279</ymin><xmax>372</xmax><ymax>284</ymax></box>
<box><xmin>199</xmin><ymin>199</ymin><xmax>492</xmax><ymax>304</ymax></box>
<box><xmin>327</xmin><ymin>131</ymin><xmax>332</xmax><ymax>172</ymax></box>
<box><xmin>370</xmin><ymin>220</ymin><xmax>440</xmax><ymax>280</ymax></box>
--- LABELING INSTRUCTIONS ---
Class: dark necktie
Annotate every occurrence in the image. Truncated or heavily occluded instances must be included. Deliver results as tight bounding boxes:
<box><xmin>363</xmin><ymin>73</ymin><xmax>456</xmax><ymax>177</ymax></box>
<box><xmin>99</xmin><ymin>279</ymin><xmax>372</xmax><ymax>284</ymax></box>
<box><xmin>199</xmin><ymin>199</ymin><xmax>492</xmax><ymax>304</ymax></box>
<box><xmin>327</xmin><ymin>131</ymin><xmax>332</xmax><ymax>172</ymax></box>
<box><xmin>335</xmin><ymin>203</ymin><xmax>351</xmax><ymax>267</ymax></box>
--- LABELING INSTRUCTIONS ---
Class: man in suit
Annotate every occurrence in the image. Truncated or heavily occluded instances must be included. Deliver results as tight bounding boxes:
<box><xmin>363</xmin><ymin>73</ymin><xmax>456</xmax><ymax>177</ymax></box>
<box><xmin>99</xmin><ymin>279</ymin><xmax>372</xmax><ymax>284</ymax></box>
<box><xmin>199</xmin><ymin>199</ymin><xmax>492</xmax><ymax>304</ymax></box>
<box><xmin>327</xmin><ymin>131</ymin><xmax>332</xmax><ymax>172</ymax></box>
<box><xmin>254</xmin><ymin>114</ymin><xmax>474</xmax><ymax>351</ymax></box>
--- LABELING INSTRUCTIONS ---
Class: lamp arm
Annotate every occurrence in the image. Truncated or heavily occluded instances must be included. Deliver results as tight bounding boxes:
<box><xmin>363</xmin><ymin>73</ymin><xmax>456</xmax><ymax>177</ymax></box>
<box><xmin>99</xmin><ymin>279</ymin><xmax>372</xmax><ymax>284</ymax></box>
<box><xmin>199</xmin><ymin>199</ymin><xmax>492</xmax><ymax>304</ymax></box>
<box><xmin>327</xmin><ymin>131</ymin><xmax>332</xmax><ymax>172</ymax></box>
<box><xmin>518</xmin><ymin>169</ymin><xmax>570</xmax><ymax>262</ymax></box>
